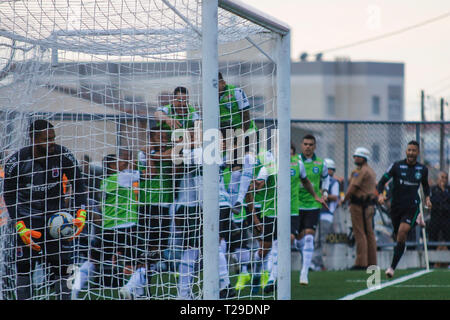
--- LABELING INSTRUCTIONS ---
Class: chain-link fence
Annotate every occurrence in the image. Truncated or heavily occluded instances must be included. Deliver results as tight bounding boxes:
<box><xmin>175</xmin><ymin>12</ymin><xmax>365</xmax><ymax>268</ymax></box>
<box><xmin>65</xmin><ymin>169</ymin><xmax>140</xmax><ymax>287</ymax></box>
<box><xmin>288</xmin><ymin>119</ymin><xmax>450</xmax><ymax>264</ymax></box>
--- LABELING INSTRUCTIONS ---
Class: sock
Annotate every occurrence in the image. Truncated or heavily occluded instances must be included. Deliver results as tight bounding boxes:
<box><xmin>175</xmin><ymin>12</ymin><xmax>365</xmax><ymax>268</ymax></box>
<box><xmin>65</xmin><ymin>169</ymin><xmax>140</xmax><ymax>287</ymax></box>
<box><xmin>71</xmin><ymin>260</ymin><xmax>95</xmax><ymax>299</ymax></box>
<box><xmin>219</xmin><ymin>250</ymin><xmax>230</xmax><ymax>290</ymax></box>
<box><xmin>234</xmin><ymin>248</ymin><xmax>250</xmax><ymax>274</ymax></box>
<box><xmin>253</xmin><ymin>250</ymin><xmax>262</xmax><ymax>275</ymax></box>
<box><xmin>391</xmin><ymin>241</ymin><xmax>406</xmax><ymax>270</ymax></box>
<box><xmin>268</xmin><ymin>240</ymin><xmax>278</xmax><ymax>281</ymax></box>
<box><xmin>301</xmin><ymin>235</ymin><xmax>314</xmax><ymax>275</ymax></box>
<box><xmin>219</xmin><ymin>239</ymin><xmax>230</xmax><ymax>290</ymax></box>
<box><xmin>236</xmin><ymin>155</ymin><xmax>255</xmax><ymax>204</ymax></box>
<box><xmin>125</xmin><ymin>267</ymin><xmax>147</xmax><ymax>296</ymax></box>
<box><xmin>178</xmin><ymin>248</ymin><xmax>199</xmax><ymax>299</ymax></box>
<box><xmin>74</xmin><ymin>261</ymin><xmax>95</xmax><ymax>290</ymax></box>
<box><xmin>219</xmin><ymin>238</ymin><xmax>227</xmax><ymax>254</ymax></box>
<box><xmin>262</xmin><ymin>251</ymin><xmax>269</xmax><ymax>272</ymax></box>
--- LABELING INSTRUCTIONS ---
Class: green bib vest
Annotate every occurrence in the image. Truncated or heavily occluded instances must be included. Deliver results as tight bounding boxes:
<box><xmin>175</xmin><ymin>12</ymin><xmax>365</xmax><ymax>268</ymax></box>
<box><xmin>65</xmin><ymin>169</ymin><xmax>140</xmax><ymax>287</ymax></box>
<box><xmin>101</xmin><ymin>174</ymin><xmax>139</xmax><ymax>229</ymax></box>
<box><xmin>290</xmin><ymin>154</ymin><xmax>301</xmax><ymax>215</ymax></box>
<box><xmin>254</xmin><ymin>150</ymin><xmax>277</xmax><ymax>217</ymax></box>
<box><xmin>219</xmin><ymin>84</ymin><xmax>257</xmax><ymax>131</ymax></box>
<box><xmin>298</xmin><ymin>153</ymin><xmax>324</xmax><ymax>210</ymax></box>
<box><xmin>157</xmin><ymin>103</ymin><xmax>198</xmax><ymax>132</ymax></box>
<box><xmin>138</xmin><ymin>159</ymin><xmax>173</xmax><ymax>205</ymax></box>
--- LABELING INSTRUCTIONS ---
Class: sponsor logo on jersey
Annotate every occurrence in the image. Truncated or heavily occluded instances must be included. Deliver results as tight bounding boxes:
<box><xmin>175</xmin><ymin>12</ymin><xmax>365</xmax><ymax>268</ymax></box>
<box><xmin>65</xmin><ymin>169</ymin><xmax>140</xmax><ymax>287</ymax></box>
<box><xmin>5</xmin><ymin>156</ymin><xmax>18</xmax><ymax>176</ymax></box>
<box><xmin>400</xmin><ymin>165</ymin><xmax>408</xmax><ymax>169</ymax></box>
<box><xmin>52</xmin><ymin>168</ymin><xmax>60</xmax><ymax>178</ymax></box>
<box><xmin>415</xmin><ymin>172</ymin><xmax>422</xmax><ymax>180</ymax></box>
<box><xmin>290</xmin><ymin>168</ymin><xmax>296</xmax><ymax>176</ymax></box>
<box><xmin>26</xmin><ymin>181</ymin><xmax>59</xmax><ymax>192</ymax></box>
<box><xmin>312</xmin><ymin>166</ymin><xmax>319</xmax><ymax>174</ymax></box>
<box><xmin>401</xmin><ymin>180</ymin><xmax>419</xmax><ymax>186</ymax></box>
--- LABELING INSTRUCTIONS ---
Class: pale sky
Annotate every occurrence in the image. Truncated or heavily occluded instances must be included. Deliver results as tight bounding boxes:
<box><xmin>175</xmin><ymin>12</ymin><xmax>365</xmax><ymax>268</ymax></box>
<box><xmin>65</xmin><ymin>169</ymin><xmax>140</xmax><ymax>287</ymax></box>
<box><xmin>243</xmin><ymin>0</ymin><xmax>450</xmax><ymax>120</ymax></box>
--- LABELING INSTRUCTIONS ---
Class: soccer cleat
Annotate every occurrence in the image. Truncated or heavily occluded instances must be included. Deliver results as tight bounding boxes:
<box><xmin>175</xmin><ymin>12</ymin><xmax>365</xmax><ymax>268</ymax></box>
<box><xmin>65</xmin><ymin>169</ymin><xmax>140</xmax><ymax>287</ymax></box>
<box><xmin>263</xmin><ymin>280</ymin><xmax>275</xmax><ymax>294</ymax></box>
<box><xmin>299</xmin><ymin>271</ymin><xmax>309</xmax><ymax>286</ymax></box>
<box><xmin>260</xmin><ymin>271</ymin><xmax>270</xmax><ymax>288</ymax></box>
<box><xmin>235</xmin><ymin>272</ymin><xmax>251</xmax><ymax>291</ymax></box>
<box><xmin>385</xmin><ymin>267</ymin><xmax>395</xmax><ymax>279</ymax></box>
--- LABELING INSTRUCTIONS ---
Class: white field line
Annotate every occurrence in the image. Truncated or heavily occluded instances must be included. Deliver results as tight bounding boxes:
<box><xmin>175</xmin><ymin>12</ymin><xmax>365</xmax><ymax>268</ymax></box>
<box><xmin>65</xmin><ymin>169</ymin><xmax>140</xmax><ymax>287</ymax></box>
<box><xmin>339</xmin><ymin>269</ymin><xmax>433</xmax><ymax>300</ymax></box>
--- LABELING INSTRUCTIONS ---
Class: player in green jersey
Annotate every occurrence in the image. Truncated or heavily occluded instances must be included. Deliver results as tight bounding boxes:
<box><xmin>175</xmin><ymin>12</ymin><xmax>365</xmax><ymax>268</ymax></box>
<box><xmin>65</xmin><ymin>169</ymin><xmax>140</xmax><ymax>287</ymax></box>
<box><xmin>98</xmin><ymin>153</ymin><xmax>147</xmax><ymax>299</ymax></box>
<box><xmin>154</xmin><ymin>86</ymin><xmax>200</xmax><ymax>134</ymax></box>
<box><xmin>218</xmin><ymin>72</ymin><xmax>257</xmax><ymax>133</ymax></box>
<box><xmin>120</xmin><ymin>128</ymin><xmax>177</xmax><ymax>299</ymax></box>
<box><xmin>296</xmin><ymin>134</ymin><xmax>329</xmax><ymax>286</ymax></box>
<box><xmin>72</xmin><ymin>153</ymin><xmax>145</xmax><ymax>299</ymax></box>
<box><xmin>260</xmin><ymin>144</ymin><xmax>327</xmax><ymax>294</ymax></box>
<box><xmin>219</xmin><ymin>135</ymin><xmax>257</xmax><ymax>294</ymax></box>
<box><xmin>138</xmin><ymin>128</ymin><xmax>174</xmax><ymax>260</ymax></box>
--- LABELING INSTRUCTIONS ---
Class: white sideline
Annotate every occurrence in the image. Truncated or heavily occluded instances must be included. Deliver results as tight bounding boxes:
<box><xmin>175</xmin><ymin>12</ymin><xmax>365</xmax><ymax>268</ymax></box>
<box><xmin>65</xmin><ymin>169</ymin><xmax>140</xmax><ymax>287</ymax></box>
<box><xmin>338</xmin><ymin>269</ymin><xmax>433</xmax><ymax>300</ymax></box>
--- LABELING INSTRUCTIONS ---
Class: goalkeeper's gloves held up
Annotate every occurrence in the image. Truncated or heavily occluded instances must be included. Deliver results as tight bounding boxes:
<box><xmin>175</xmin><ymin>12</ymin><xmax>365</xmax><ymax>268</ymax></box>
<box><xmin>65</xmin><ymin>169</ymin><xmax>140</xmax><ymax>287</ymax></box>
<box><xmin>69</xmin><ymin>208</ymin><xmax>87</xmax><ymax>241</ymax></box>
<box><xmin>16</xmin><ymin>221</ymin><xmax>42</xmax><ymax>252</ymax></box>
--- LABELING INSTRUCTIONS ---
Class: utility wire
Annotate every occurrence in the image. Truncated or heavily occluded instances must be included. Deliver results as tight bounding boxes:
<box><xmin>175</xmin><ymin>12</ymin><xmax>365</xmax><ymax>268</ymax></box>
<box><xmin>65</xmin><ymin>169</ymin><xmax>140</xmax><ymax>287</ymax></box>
<box><xmin>314</xmin><ymin>10</ymin><xmax>450</xmax><ymax>54</ymax></box>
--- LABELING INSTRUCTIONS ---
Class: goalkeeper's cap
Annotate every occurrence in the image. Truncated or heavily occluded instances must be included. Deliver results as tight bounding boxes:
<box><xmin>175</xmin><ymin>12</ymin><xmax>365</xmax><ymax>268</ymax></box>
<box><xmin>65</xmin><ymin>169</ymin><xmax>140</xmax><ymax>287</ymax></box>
<box><xmin>353</xmin><ymin>147</ymin><xmax>371</xmax><ymax>161</ymax></box>
<box><xmin>324</xmin><ymin>158</ymin><xmax>336</xmax><ymax>170</ymax></box>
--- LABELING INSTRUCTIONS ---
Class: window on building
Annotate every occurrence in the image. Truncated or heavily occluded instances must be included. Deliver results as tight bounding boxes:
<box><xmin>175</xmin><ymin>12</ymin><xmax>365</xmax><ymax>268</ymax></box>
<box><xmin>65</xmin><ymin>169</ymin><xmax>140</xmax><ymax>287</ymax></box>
<box><xmin>388</xmin><ymin>85</ymin><xmax>403</xmax><ymax>120</ymax></box>
<box><xmin>372</xmin><ymin>96</ymin><xmax>380</xmax><ymax>115</ymax></box>
<box><xmin>327</xmin><ymin>95</ymin><xmax>335</xmax><ymax>116</ymax></box>
<box><xmin>372</xmin><ymin>143</ymin><xmax>380</xmax><ymax>163</ymax></box>
<box><xmin>327</xmin><ymin>143</ymin><xmax>335</xmax><ymax>161</ymax></box>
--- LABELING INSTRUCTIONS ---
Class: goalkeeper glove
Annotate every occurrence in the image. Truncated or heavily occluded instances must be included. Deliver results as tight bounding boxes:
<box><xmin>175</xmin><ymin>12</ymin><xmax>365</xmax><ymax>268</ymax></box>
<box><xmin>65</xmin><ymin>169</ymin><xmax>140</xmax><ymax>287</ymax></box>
<box><xmin>69</xmin><ymin>208</ymin><xmax>87</xmax><ymax>241</ymax></box>
<box><xmin>16</xmin><ymin>221</ymin><xmax>42</xmax><ymax>252</ymax></box>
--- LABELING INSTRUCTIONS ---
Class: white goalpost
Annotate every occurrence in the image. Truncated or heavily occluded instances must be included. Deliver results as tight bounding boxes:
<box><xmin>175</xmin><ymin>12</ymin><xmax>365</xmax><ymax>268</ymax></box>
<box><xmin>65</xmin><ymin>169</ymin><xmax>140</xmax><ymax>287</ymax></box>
<box><xmin>0</xmin><ymin>0</ymin><xmax>291</xmax><ymax>300</ymax></box>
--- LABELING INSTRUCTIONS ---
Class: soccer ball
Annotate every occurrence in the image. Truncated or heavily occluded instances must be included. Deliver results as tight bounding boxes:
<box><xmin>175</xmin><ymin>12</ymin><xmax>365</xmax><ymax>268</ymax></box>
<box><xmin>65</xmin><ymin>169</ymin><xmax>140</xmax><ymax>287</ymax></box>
<box><xmin>48</xmin><ymin>211</ymin><xmax>75</xmax><ymax>239</ymax></box>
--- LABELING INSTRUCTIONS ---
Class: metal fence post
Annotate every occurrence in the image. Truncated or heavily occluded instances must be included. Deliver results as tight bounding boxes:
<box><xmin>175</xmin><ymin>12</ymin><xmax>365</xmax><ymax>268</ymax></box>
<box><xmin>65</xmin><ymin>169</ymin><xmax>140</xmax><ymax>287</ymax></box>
<box><xmin>344</xmin><ymin>122</ymin><xmax>349</xmax><ymax>191</ymax></box>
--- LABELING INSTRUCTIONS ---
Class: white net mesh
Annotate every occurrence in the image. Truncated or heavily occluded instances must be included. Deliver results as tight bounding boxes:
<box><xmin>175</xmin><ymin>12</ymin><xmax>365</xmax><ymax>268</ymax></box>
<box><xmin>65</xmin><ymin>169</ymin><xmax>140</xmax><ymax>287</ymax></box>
<box><xmin>0</xmin><ymin>0</ymin><xmax>284</xmax><ymax>300</ymax></box>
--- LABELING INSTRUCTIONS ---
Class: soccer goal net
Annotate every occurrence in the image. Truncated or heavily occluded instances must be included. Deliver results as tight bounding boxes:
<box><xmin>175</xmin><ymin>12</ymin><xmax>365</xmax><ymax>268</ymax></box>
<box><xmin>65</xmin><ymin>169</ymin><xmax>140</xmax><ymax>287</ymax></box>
<box><xmin>0</xmin><ymin>0</ymin><xmax>291</xmax><ymax>300</ymax></box>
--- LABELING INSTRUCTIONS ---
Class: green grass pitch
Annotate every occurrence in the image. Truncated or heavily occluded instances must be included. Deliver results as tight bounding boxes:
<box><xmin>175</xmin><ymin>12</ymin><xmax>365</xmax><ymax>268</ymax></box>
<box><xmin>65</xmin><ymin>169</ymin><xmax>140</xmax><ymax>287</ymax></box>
<box><xmin>74</xmin><ymin>268</ymin><xmax>449</xmax><ymax>300</ymax></box>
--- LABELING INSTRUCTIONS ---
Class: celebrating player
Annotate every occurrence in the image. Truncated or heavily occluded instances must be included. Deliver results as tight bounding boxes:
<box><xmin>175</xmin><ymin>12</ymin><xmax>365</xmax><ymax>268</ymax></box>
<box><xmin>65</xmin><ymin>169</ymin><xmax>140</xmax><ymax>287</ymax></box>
<box><xmin>154</xmin><ymin>86</ymin><xmax>200</xmax><ymax>132</ymax></box>
<box><xmin>218</xmin><ymin>72</ymin><xmax>257</xmax><ymax>133</ymax></box>
<box><xmin>377</xmin><ymin>140</ymin><xmax>431</xmax><ymax>278</ymax></box>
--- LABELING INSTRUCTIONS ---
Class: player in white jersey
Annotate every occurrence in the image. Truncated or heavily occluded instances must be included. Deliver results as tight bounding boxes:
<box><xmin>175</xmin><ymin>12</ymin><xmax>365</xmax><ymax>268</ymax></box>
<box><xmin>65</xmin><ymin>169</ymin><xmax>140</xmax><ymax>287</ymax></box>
<box><xmin>175</xmin><ymin>145</ymin><xmax>235</xmax><ymax>299</ymax></box>
<box><xmin>220</xmin><ymin>136</ymin><xmax>257</xmax><ymax>293</ymax></box>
